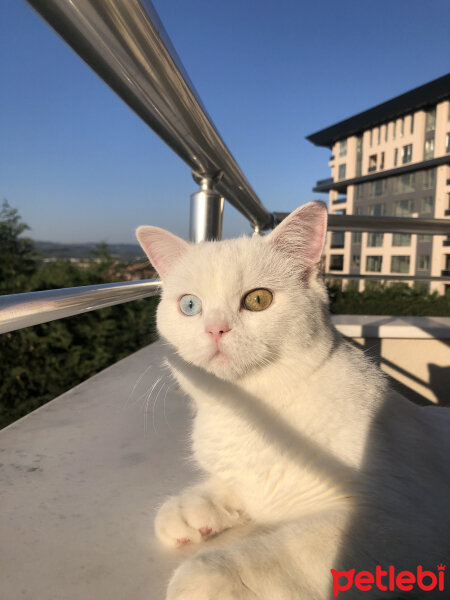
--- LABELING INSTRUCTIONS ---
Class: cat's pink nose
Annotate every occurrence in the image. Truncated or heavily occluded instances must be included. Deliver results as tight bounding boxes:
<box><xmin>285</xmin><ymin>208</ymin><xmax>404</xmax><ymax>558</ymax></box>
<box><xmin>205</xmin><ymin>323</ymin><xmax>231</xmax><ymax>344</ymax></box>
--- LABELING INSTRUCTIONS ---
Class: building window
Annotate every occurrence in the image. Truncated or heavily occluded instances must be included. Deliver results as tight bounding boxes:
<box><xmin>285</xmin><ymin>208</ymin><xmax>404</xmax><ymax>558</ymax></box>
<box><xmin>393</xmin><ymin>173</ymin><xmax>415</xmax><ymax>194</ymax></box>
<box><xmin>424</xmin><ymin>138</ymin><xmax>435</xmax><ymax>160</ymax></box>
<box><xmin>335</xmin><ymin>208</ymin><xmax>346</xmax><ymax>215</ymax></box>
<box><xmin>425</xmin><ymin>108</ymin><xmax>436</xmax><ymax>131</ymax></box>
<box><xmin>392</xmin><ymin>233</ymin><xmax>412</xmax><ymax>246</ymax></box>
<box><xmin>394</xmin><ymin>148</ymin><xmax>398</xmax><ymax>166</ymax></box>
<box><xmin>380</xmin><ymin>152</ymin><xmax>385</xmax><ymax>169</ymax></box>
<box><xmin>400</xmin><ymin>118</ymin><xmax>404</xmax><ymax>137</ymax></box>
<box><xmin>446</xmin><ymin>132</ymin><xmax>450</xmax><ymax>153</ymax></box>
<box><xmin>391</xmin><ymin>255</ymin><xmax>410</xmax><ymax>274</ymax></box>
<box><xmin>338</xmin><ymin>164</ymin><xmax>346</xmax><ymax>180</ymax></box>
<box><xmin>368</xmin><ymin>155</ymin><xmax>377</xmax><ymax>172</ymax></box>
<box><xmin>330</xmin><ymin>232</ymin><xmax>345</xmax><ymax>249</ymax></box>
<box><xmin>339</xmin><ymin>139</ymin><xmax>347</xmax><ymax>157</ymax></box>
<box><xmin>417</xmin><ymin>255</ymin><xmax>430</xmax><ymax>271</ymax></box>
<box><xmin>402</xmin><ymin>144</ymin><xmax>412</xmax><ymax>164</ymax></box>
<box><xmin>329</xmin><ymin>255</ymin><xmax>344</xmax><ymax>271</ymax></box>
<box><xmin>384</xmin><ymin>124</ymin><xmax>388</xmax><ymax>142</ymax></box>
<box><xmin>393</xmin><ymin>199</ymin><xmax>414</xmax><ymax>216</ymax></box>
<box><xmin>355</xmin><ymin>183</ymin><xmax>365</xmax><ymax>200</ymax></box>
<box><xmin>366</xmin><ymin>256</ymin><xmax>382</xmax><ymax>272</ymax></box>
<box><xmin>370</xmin><ymin>180</ymin><xmax>386</xmax><ymax>197</ymax></box>
<box><xmin>367</xmin><ymin>233</ymin><xmax>384</xmax><ymax>247</ymax></box>
<box><xmin>357</xmin><ymin>136</ymin><xmax>363</xmax><ymax>153</ymax></box>
<box><xmin>367</xmin><ymin>203</ymin><xmax>386</xmax><ymax>216</ymax></box>
<box><xmin>421</xmin><ymin>196</ymin><xmax>434</xmax><ymax>214</ymax></box>
<box><xmin>352</xmin><ymin>255</ymin><xmax>360</xmax><ymax>268</ymax></box>
<box><xmin>369</xmin><ymin>130</ymin><xmax>373</xmax><ymax>146</ymax></box>
<box><xmin>352</xmin><ymin>232</ymin><xmax>362</xmax><ymax>244</ymax></box>
<box><xmin>423</xmin><ymin>169</ymin><xmax>436</xmax><ymax>189</ymax></box>
<box><xmin>393</xmin><ymin>121</ymin><xmax>396</xmax><ymax>139</ymax></box>
<box><xmin>377</xmin><ymin>128</ymin><xmax>381</xmax><ymax>145</ymax></box>
<box><xmin>410</xmin><ymin>114</ymin><xmax>414</xmax><ymax>134</ymax></box>
<box><xmin>418</xmin><ymin>234</ymin><xmax>432</xmax><ymax>243</ymax></box>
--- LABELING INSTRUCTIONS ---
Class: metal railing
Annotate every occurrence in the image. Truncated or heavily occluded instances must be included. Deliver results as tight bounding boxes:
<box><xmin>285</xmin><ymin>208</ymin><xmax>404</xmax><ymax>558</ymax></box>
<box><xmin>1</xmin><ymin>0</ymin><xmax>449</xmax><ymax>335</ymax></box>
<box><xmin>0</xmin><ymin>280</ymin><xmax>161</xmax><ymax>335</ymax></box>
<box><xmin>26</xmin><ymin>0</ymin><xmax>273</xmax><ymax>234</ymax></box>
<box><xmin>1</xmin><ymin>213</ymin><xmax>450</xmax><ymax>333</ymax></box>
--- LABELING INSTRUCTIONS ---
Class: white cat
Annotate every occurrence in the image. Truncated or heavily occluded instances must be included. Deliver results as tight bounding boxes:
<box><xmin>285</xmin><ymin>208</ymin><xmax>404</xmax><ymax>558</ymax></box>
<box><xmin>136</xmin><ymin>202</ymin><xmax>450</xmax><ymax>599</ymax></box>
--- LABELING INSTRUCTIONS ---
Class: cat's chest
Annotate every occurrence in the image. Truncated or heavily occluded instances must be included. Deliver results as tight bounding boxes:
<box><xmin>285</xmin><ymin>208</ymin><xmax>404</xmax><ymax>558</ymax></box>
<box><xmin>192</xmin><ymin>401</ymin><xmax>273</xmax><ymax>475</ymax></box>
<box><xmin>191</xmin><ymin>400</ymin><xmax>355</xmax><ymax>519</ymax></box>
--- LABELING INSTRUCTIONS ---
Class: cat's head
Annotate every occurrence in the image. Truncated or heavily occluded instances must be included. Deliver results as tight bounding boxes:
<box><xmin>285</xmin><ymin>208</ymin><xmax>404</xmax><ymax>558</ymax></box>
<box><xmin>136</xmin><ymin>201</ymin><xmax>329</xmax><ymax>381</ymax></box>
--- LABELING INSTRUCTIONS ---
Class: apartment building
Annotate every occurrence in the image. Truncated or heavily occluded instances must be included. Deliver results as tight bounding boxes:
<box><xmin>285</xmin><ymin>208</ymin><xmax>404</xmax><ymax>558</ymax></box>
<box><xmin>307</xmin><ymin>73</ymin><xmax>450</xmax><ymax>293</ymax></box>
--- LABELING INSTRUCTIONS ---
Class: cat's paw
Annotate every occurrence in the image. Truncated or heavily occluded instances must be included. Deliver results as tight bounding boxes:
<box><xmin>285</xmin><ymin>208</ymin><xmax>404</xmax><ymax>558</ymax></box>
<box><xmin>155</xmin><ymin>488</ymin><xmax>243</xmax><ymax>548</ymax></box>
<box><xmin>166</xmin><ymin>553</ymin><xmax>256</xmax><ymax>600</ymax></box>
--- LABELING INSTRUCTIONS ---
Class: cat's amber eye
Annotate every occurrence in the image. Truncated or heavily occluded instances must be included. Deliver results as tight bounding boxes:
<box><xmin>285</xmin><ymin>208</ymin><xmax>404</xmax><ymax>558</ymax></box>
<box><xmin>243</xmin><ymin>288</ymin><xmax>273</xmax><ymax>312</ymax></box>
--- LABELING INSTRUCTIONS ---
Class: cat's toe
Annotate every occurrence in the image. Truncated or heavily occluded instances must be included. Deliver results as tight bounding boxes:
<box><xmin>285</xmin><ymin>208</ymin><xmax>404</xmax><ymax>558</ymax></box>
<box><xmin>155</xmin><ymin>492</ymin><xmax>233</xmax><ymax>548</ymax></box>
<box><xmin>155</xmin><ymin>496</ymin><xmax>203</xmax><ymax>547</ymax></box>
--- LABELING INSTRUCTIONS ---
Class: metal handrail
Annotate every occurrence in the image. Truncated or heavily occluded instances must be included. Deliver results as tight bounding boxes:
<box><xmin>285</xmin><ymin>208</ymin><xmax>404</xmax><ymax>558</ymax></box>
<box><xmin>274</xmin><ymin>214</ymin><xmax>450</xmax><ymax>235</ymax></box>
<box><xmin>0</xmin><ymin>280</ymin><xmax>161</xmax><ymax>335</ymax></box>
<box><xmin>26</xmin><ymin>0</ymin><xmax>272</xmax><ymax>231</ymax></box>
<box><xmin>1</xmin><ymin>213</ymin><xmax>449</xmax><ymax>334</ymax></box>
<box><xmin>324</xmin><ymin>274</ymin><xmax>450</xmax><ymax>282</ymax></box>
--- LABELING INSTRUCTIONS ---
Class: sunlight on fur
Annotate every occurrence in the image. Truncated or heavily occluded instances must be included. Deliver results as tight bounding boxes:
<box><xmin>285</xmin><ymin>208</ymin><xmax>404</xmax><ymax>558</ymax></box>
<box><xmin>136</xmin><ymin>201</ymin><xmax>450</xmax><ymax>600</ymax></box>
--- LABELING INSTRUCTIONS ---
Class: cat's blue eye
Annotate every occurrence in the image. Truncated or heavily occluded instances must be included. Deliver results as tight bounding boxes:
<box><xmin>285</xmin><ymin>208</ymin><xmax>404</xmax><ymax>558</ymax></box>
<box><xmin>179</xmin><ymin>294</ymin><xmax>202</xmax><ymax>316</ymax></box>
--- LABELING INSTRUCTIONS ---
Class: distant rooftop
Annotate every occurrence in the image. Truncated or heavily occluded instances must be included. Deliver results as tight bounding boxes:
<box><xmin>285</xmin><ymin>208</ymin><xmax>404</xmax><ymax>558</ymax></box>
<box><xmin>307</xmin><ymin>73</ymin><xmax>450</xmax><ymax>148</ymax></box>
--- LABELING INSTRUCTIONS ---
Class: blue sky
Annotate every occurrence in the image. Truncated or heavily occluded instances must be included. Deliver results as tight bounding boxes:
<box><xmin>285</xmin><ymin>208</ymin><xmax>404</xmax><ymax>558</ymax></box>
<box><xmin>1</xmin><ymin>0</ymin><xmax>449</xmax><ymax>243</ymax></box>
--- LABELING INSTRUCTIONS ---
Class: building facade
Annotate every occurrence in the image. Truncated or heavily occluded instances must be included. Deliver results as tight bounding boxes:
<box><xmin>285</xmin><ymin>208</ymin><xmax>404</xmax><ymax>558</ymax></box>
<box><xmin>308</xmin><ymin>74</ymin><xmax>450</xmax><ymax>293</ymax></box>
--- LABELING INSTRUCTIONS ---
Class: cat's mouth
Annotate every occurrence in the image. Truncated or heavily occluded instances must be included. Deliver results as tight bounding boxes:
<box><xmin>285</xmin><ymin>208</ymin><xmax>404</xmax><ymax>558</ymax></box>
<box><xmin>210</xmin><ymin>348</ymin><xmax>228</xmax><ymax>362</ymax></box>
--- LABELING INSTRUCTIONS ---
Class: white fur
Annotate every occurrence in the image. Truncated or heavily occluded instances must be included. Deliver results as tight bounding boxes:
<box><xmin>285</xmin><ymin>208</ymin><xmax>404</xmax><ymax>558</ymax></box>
<box><xmin>137</xmin><ymin>202</ymin><xmax>450</xmax><ymax>599</ymax></box>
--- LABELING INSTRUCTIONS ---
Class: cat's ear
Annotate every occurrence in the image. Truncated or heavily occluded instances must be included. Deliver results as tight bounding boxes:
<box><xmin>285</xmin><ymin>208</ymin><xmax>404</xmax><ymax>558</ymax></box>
<box><xmin>267</xmin><ymin>201</ymin><xmax>327</xmax><ymax>268</ymax></box>
<box><xmin>136</xmin><ymin>226</ymin><xmax>190</xmax><ymax>278</ymax></box>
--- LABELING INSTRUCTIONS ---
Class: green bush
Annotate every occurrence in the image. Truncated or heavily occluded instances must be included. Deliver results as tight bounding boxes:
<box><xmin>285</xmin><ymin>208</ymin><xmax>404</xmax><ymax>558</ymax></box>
<box><xmin>0</xmin><ymin>201</ymin><xmax>158</xmax><ymax>429</ymax></box>
<box><xmin>327</xmin><ymin>281</ymin><xmax>450</xmax><ymax>316</ymax></box>
<box><xmin>0</xmin><ymin>297</ymin><xmax>158</xmax><ymax>429</ymax></box>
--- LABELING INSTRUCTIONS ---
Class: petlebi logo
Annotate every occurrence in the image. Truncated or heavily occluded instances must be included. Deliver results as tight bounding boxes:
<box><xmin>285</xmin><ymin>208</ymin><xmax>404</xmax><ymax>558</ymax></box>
<box><xmin>331</xmin><ymin>564</ymin><xmax>446</xmax><ymax>597</ymax></box>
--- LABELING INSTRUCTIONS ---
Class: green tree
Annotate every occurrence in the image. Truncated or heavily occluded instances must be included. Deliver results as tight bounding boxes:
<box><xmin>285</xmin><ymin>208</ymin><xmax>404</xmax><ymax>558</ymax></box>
<box><xmin>0</xmin><ymin>199</ymin><xmax>38</xmax><ymax>293</ymax></box>
<box><xmin>0</xmin><ymin>204</ymin><xmax>158</xmax><ymax>429</ymax></box>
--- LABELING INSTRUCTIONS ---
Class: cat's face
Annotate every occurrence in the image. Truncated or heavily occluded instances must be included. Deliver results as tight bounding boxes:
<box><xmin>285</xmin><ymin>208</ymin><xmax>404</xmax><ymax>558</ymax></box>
<box><xmin>137</xmin><ymin>202</ymin><xmax>328</xmax><ymax>381</ymax></box>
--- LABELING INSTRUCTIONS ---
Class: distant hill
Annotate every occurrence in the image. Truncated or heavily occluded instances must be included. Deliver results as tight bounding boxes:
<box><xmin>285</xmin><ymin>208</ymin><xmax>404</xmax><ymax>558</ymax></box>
<box><xmin>34</xmin><ymin>241</ymin><xmax>144</xmax><ymax>261</ymax></box>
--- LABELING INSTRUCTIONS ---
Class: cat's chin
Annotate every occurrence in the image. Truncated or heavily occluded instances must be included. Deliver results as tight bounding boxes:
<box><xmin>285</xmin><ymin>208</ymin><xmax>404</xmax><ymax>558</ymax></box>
<box><xmin>201</xmin><ymin>351</ymin><xmax>258</xmax><ymax>382</ymax></box>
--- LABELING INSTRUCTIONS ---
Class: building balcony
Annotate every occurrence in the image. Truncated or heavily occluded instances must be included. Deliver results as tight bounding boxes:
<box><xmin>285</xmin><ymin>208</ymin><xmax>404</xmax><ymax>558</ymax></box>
<box><xmin>313</xmin><ymin>155</ymin><xmax>450</xmax><ymax>193</ymax></box>
<box><xmin>316</xmin><ymin>177</ymin><xmax>334</xmax><ymax>186</ymax></box>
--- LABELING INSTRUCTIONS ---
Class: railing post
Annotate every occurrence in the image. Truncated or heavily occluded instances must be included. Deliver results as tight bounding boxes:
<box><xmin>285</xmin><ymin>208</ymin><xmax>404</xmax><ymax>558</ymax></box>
<box><xmin>189</xmin><ymin>173</ymin><xmax>224</xmax><ymax>242</ymax></box>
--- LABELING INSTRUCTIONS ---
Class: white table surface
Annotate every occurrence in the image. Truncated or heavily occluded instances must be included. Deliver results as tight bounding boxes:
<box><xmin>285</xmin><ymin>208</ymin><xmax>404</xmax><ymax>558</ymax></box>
<box><xmin>0</xmin><ymin>341</ymin><xmax>198</xmax><ymax>600</ymax></box>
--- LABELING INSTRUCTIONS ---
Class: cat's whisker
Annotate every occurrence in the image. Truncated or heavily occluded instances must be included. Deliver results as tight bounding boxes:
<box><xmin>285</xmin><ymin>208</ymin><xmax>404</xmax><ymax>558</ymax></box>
<box><xmin>144</xmin><ymin>377</ymin><xmax>162</xmax><ymax>433</ymax></box>
<box><xmin>162</xmin><ymin>382</ymin><xmax>176</xmax><ymax>432</ymax></box>
<box><xmin>151</xmin><ymin>378</ymin><xmax>167</xmax><ymax>435</ymax></box>
<box><xmin>126</xmin><ymin>362</ymin><xmax>157</xmax><ymax>407</ymax></box>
